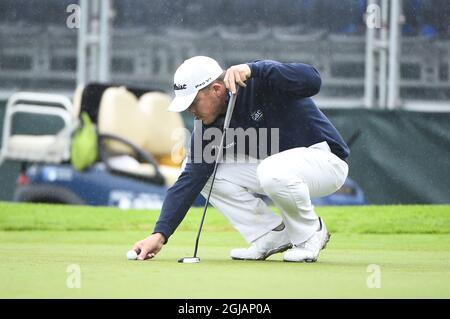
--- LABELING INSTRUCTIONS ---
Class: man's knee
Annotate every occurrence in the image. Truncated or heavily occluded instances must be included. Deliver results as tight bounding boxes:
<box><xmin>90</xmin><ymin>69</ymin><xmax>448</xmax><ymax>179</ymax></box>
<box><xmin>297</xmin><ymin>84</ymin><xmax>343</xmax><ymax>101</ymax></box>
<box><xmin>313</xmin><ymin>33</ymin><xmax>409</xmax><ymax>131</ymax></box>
<box><xmin>257</xmin><ymin>159</ymin><xmax>295</xmax><ymax>194</ymax></box>
<box><xmin>257</xmin><ymin>158</ymin><xmax>313</xmax><ymax>207</ymax></box>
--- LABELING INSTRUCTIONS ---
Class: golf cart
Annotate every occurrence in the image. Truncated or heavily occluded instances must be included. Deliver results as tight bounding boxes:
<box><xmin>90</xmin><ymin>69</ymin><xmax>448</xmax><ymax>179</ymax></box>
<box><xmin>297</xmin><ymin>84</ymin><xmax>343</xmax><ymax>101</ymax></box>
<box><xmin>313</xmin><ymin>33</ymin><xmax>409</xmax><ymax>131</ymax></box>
<box><xmin>1</xmin><ymin>83</ymin><xmax>205</xmax><ymax>209</ymax></box>
<box><xmin>0</xmin><ymin>83</ymin><xmax>365</xmax><ymax>209</ymax></box>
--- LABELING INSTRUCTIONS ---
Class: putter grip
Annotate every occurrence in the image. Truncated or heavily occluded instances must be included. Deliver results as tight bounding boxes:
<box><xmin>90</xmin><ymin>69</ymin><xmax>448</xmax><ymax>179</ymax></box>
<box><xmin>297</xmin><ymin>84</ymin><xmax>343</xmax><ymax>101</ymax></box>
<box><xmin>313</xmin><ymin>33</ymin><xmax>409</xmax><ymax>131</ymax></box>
<box><xmin>223</xmin><ymin>88</ymin><xmax>239</xmax><ymax>129</ymax></box>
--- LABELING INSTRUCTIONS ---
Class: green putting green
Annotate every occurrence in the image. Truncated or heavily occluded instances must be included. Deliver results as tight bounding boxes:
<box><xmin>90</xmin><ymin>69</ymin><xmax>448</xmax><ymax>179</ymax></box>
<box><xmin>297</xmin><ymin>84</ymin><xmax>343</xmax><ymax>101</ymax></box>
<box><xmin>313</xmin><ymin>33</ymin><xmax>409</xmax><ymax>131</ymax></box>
<box><xmin>0</xmin><ymin>202</ymin><xmax>449</xmax><ymax>298</ymax></box>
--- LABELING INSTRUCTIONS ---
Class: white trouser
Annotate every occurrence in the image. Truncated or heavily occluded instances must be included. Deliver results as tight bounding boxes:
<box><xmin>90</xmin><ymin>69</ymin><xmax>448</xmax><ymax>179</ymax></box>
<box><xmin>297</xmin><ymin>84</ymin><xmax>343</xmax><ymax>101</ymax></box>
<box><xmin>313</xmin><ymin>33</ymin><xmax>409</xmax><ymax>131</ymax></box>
<box><xmin>200</xmin><ymin>141</ymin><xmax>349</xmax><ymax>245</ymax></box>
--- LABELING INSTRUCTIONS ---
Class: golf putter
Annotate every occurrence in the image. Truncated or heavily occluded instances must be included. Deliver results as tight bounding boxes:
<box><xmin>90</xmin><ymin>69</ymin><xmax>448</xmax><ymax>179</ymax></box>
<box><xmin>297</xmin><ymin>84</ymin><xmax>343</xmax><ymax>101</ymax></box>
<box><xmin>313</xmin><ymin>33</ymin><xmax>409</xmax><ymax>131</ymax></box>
<box><xmin>178</xmin><ymin>88</ymin><xmax>239</xmax><ymax>263</ymax></box>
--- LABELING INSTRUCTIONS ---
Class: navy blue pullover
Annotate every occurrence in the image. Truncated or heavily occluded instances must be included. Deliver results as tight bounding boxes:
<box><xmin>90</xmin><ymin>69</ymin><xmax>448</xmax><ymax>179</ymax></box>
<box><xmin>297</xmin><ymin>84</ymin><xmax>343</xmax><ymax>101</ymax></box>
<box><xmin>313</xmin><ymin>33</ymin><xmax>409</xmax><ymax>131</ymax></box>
<box><xmin>153</xmin><ymin>60</ymin><xmax>349</xmax><ymax>241</ymax></box>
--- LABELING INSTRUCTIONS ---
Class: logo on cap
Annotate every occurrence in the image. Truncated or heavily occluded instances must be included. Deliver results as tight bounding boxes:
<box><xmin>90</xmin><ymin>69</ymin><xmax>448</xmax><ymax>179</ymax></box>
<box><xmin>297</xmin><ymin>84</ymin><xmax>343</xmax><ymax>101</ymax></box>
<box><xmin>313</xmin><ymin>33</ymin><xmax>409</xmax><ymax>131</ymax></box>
<box><xmin>174</xmin><ymin>84</ymin><xmax>187</xmax><ymax>90</ymax></box>
<box><xmin>195</xmin><ymin>77</ymin><xmax>212</xmax><ymax>89</ymax></box>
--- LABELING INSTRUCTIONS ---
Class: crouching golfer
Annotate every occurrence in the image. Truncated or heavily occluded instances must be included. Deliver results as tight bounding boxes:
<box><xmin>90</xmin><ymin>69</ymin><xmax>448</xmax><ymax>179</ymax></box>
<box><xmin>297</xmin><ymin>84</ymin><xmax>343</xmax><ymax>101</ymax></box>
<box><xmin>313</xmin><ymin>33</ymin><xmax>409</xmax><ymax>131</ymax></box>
<box><xmin>132</xmin><ymin>56</ymin><xmax>349</xmax><ymax>262</ymax></box>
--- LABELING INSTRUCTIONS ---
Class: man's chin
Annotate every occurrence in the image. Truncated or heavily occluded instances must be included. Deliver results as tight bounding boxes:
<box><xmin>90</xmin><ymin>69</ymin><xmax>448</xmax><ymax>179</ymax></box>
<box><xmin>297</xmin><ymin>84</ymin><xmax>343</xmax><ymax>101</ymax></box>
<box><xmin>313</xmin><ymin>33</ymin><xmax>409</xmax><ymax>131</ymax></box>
<box><xmin>202</xmin><ymin>117</ymin><xmax>215</xmax><ymax>125</ymax></box>
<box><xmin>194</xmin><ymin>117</ymin><xmax>208</xmax><ymax>125</ymax></box>
<box><xmin>202</xmin><ymin>113</ymin><xmax>222</xmax><ymax>125</ymax></box>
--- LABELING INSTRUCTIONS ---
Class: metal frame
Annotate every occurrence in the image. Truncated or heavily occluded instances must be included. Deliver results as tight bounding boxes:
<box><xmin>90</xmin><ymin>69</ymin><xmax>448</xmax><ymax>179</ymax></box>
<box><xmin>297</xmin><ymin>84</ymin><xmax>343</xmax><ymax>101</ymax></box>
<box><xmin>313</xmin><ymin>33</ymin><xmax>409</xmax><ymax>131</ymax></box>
<box><xmin>0</xmin><ymin>92</ymin><xmax>75</xmax><ymax>166</ymax></box>
<box><xmin>77</xmin><ymin>0</ymin><xmax>111</xmax><ymax>86</ymax></box>
<box><xmin>364</xmin><ymin>0</ymin><xmax>402</xmax><ymax>109</ymax></box>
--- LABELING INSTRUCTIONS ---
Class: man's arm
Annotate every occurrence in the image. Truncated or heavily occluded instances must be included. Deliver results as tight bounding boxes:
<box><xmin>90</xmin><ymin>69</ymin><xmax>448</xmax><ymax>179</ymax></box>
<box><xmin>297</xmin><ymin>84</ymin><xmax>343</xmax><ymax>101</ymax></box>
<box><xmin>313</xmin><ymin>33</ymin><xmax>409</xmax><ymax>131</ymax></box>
<box><xmin>131</xmin><ymin>126</ymin><xmax>216</xmax><ymax>260</ymax></box>
<box><xmin>131</xmin><ymin>161</ymin><xmax>213</xmax><ymax>260</ymax></box>
<box><xmin>153</xmin><ymin>123</ymin><xmax>218</xmax><ymax>241</ymax></box>
<box><xmin>248</xmin><ymin>60</ymin><xmax>321</xmax><ymax>97</ymax></box>
<box><xmin>152</xmin><ymin>161</ymin><xmax>213</xmax><ymax>241</ymax></box>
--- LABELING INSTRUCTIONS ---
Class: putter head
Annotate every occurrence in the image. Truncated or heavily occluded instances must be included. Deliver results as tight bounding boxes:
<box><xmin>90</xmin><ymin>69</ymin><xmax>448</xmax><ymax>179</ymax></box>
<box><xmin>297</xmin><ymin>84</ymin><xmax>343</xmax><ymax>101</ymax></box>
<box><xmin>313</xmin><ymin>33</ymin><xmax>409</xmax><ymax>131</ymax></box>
<box><xmin>178</xmin><ymin>257</ymin><xmax>200</xmax><ymax>263</ymax></box>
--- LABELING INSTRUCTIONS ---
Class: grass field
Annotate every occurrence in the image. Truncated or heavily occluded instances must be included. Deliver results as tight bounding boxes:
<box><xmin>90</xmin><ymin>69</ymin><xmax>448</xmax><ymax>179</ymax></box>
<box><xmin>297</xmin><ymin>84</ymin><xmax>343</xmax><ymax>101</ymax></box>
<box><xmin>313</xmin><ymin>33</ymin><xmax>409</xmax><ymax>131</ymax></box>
<box><xmin>0</xmin><ymin>202</ymin><xmax>449</xmax><ymax>298</ymax></box>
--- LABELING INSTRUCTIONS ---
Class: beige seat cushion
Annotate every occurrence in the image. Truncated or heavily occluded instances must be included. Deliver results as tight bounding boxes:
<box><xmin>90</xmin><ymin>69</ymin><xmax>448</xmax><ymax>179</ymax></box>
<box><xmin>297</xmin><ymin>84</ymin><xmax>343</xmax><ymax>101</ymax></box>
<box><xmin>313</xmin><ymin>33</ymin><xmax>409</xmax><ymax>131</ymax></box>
<box><xmin>72</xmin><ymin>84</ymin><xmax>84</xmax><ymax>118</ymax></box>
<box><xmin>7</xmin><ymin>135</ymin><xmax>68</xmax><ymax>162</ymax></box>
<box><xmin>98</xmin><ymin>87</ymin><xmax>143</xmax><ymax>155</ymax></box>
<box><xmin>138</xmin><ymin>92</ymin><xmax>187</xmax><ymax>165</ymax></box>
<box><xmin>98</xmin><ymin>89</ymin><xmax>186</xmax><ymax>185</ymax></box>
<box><xmin>107</xmin><ymin>155</ymin><xmax>157</xmax><ymax>177</ymax></box>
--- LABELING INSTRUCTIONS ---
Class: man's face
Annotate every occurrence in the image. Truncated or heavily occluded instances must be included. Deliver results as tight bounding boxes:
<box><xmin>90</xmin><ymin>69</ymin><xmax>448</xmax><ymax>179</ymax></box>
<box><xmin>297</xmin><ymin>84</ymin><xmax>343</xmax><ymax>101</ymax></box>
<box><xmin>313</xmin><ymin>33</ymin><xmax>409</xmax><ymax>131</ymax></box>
<box><xmin>187</xmin><ymin>83</ymin><xmax>227</xmax><ymax>125</ymax></box>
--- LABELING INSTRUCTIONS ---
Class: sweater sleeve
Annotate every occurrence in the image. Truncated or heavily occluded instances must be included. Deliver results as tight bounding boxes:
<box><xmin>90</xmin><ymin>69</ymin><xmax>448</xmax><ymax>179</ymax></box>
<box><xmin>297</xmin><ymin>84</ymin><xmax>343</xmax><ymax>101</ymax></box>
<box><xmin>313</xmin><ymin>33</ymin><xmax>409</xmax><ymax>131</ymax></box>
<box><xmin>152</xmin><ymin>160</ymin><xmax>213</xmax><ymax>242</ymax></box>
<box><xmin>247</xmin><ymin>60</ymin><xmax>322</xmax><ymax>97</ymax></box>
<box><xmin>153</xmin><ymin>124</ymin><xmax>216</xmax><ymax>242</ymax></box>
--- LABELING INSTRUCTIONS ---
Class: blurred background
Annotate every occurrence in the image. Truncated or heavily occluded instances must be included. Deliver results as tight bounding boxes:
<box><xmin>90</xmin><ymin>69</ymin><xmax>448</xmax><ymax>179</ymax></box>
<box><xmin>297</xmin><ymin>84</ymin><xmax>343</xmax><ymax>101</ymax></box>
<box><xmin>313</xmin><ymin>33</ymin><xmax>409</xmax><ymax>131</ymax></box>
<box><xmin>0</xmin><ymin>0</ymin><xmax>449</xmax><ymax>207</ymax></box>
<box><xmin>1</xmin><ymin>0</ymin><xmax>449</xmax><ymax>99</ymax></box>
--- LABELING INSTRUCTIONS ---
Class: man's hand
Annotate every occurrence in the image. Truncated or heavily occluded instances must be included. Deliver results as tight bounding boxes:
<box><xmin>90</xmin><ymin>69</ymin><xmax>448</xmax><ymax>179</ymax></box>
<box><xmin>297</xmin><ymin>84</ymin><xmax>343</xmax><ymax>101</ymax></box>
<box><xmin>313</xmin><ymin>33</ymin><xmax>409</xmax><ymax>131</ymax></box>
<box><xmin>224</xmin><ymin>64</ymin><xmax>251</xmax><ymax>94</ymax></box>
<box><xmin>132</xmin><ymin>233</ymin><xmax>166</xmax><ymax>260</ymax></box>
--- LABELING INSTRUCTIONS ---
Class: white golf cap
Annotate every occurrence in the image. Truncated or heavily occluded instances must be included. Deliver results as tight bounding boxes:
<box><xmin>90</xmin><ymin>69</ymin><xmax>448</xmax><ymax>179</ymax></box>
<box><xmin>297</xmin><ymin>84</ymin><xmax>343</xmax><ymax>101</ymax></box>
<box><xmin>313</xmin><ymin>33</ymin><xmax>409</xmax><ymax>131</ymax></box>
<box><xmin>168</xmin><ymin>56</ymin><xmax>223</xmax><ymax>112</ymax></box>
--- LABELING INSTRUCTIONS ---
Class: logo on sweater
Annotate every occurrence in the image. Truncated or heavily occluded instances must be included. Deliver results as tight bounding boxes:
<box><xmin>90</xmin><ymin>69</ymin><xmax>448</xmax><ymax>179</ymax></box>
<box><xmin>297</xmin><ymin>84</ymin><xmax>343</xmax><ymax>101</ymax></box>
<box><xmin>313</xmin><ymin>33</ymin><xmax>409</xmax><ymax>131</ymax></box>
<box><xmin>251</xmin><ymin>109</ymin><xmax>264</xmax><ymax>122</ymax></box>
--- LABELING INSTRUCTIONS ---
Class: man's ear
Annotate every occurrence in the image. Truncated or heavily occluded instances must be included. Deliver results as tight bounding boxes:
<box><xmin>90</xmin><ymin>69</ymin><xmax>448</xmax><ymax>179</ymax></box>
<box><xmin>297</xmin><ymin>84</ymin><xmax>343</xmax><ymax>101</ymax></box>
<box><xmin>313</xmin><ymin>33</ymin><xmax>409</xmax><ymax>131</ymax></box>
<box><xmin>211</xmin><ymin>82</ymin><xmax>226</xmax><ymax>97</ymax></box>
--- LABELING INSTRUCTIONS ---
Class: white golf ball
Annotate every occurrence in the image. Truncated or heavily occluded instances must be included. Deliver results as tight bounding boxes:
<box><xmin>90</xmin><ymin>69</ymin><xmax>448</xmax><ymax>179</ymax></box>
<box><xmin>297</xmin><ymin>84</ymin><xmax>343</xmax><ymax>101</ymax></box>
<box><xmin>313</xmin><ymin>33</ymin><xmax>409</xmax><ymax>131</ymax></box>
<box><xmin>126</xmin><ymin>250</ymin><xmax>138</xmax><ymax>260</ymax></box>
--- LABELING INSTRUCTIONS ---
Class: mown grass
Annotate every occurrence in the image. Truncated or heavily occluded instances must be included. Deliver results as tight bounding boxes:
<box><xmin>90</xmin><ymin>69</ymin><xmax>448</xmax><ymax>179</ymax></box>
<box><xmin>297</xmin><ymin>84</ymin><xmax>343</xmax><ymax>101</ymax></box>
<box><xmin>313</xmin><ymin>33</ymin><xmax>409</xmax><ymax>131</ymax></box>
<box><xmin>0</xmin><ymin>203</ymin><xmax>449</xmax><ymax>298</ymax></box>
<box><xmin>0</xmin><ymin>202</ymin><xmax>448</xmax><ymax>234</ymax></box>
